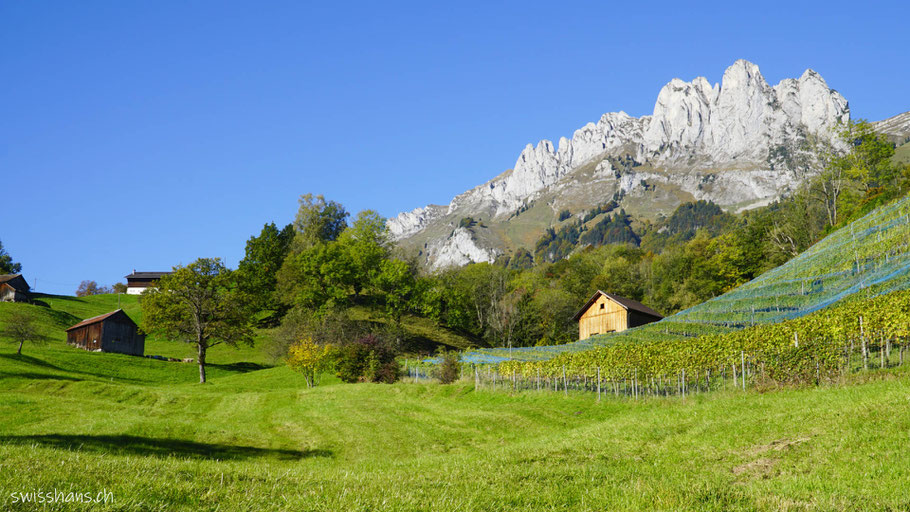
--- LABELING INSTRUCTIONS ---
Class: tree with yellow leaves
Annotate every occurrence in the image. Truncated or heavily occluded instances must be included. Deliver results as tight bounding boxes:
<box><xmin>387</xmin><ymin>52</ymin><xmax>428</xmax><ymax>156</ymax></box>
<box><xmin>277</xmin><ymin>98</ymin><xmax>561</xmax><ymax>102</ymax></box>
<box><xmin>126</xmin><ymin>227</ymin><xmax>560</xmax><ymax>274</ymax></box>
<box><xmin>286</xmin><ymin>336</ymin><xmax>333</xmax><ymax>387</ymax></box>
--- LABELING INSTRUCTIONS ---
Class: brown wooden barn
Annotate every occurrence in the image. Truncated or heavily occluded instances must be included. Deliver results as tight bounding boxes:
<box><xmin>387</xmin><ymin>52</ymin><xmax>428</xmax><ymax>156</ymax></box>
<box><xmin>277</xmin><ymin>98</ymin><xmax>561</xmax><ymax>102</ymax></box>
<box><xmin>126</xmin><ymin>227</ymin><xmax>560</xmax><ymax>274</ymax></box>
<box><xmin>0</xmin><ymin>274</ymin><xmax>30</xmax><ymax>302</ymax></box>
<box><xmin>572</xmin><ymin>291</ymin><xmax>663</xmax><ymax>340</ymax></box>
<box><xmin>125</xmin><ymin>271</ymin><xmax>172</xmax><ymax>295</ymax></box>
<box><xmin>65</xmin><ymin>309</ymin><xmax>145</xmax><ymax>356</ymax></box>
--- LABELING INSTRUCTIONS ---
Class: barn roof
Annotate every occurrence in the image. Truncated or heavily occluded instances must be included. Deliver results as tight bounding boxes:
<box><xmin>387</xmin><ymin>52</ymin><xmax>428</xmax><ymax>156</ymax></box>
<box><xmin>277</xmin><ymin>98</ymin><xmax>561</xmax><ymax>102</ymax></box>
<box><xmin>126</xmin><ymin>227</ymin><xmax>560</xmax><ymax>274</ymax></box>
<box><xmin>571</xmin><ymin>290</ymin><xmax>663</xmax><ymax>321</ymax></box>
<box><xmin>66</xmin><ymin>309</ymin><xmax>136</xmax><ymax>331</ymax></box>
<box><xmin>125</xmin><ymin>271</ymin><xmax>173</xmax><ymax>280</ymax></box>
<box><xmin>0</xmin><ymin>274</ymin><xmax>30</xmax><ymax>291</ymax></box>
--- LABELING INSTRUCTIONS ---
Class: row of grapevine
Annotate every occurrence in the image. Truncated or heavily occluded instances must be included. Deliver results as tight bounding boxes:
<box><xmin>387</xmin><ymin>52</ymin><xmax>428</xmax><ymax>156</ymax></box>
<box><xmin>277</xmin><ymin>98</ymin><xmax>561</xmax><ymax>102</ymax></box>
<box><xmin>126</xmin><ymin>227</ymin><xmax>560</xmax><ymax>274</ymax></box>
<box><xmin>420</xmin><ymin>289</ymin><xmax>910</xmax><ymax>397</ymax></box>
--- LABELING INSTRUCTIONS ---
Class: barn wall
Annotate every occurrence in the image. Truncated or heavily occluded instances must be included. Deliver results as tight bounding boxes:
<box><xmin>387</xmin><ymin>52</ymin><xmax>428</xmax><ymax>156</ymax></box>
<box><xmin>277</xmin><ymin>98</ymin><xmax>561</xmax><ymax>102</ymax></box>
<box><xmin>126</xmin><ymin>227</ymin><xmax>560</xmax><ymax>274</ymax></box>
<box><xmin>578</xmin><ymin>295</ymin><xmax>628</xmax><ymax>340</ymax></box>
<box><xmin>68</xmin><ymin>324</ymin><xmax>104</xmax><ymax>351</ymax></box>
<box><xmin>101</xmin><ymin>320</ymin><xmax>145</xmax><ymax>356</ymax></box>
<box><xmin>0</xmin><ymin>283</ymin><xmax>27</xmax><ymax>302</ymax></box>
<box><xmin>0</xmin><ymin>283</ymin><xmax>15</xmax><ymax>302</ymax></box>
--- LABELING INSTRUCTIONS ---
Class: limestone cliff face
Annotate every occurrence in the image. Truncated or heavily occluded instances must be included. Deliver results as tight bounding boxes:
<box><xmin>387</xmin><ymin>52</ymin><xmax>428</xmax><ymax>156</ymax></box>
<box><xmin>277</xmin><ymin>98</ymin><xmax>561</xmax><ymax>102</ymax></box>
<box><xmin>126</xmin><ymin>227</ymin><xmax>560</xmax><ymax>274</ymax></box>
<box><xmin>391</xmin><ymin>60</ymin><xmax>852</xmax><ymax>268</ymax></box>
<box><xmin>873</xmin><ymin>111</ymin><xmax>910</xmax><ymax>142</ymax></box>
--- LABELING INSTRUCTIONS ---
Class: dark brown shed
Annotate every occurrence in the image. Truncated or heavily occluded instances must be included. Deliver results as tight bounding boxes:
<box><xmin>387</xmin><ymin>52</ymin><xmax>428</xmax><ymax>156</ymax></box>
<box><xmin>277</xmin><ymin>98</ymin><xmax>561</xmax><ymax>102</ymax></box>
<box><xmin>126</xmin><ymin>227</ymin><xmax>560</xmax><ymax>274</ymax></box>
<box><xmin>66</xmin><ymin>309</ymin><xmax>145</xmax><ymax>356</ymax></box>
<box><xmin>0</xmin><ymin>274</ymin><xmax>30</xmax><ymax>303</ymax></box>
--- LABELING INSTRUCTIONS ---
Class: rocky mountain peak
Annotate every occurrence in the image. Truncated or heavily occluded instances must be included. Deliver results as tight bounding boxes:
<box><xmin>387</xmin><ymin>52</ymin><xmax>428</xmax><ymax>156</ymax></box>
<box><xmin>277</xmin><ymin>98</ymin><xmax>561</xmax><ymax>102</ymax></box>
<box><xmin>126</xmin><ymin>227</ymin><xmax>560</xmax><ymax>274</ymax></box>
<box><xmin>389</xmin><ymin>60</ymin><xmax>853</xmax><ymax>268</ymax></box>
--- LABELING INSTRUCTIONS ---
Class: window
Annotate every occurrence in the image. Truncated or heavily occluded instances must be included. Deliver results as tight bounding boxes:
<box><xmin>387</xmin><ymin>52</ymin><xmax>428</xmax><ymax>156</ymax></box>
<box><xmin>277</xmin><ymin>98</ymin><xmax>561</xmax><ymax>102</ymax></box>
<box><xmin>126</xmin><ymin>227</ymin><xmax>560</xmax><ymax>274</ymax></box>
<box><xmin>599</xmin><ymin>303</ymin><xmax>605</xmax><ymax>309</ymax></box>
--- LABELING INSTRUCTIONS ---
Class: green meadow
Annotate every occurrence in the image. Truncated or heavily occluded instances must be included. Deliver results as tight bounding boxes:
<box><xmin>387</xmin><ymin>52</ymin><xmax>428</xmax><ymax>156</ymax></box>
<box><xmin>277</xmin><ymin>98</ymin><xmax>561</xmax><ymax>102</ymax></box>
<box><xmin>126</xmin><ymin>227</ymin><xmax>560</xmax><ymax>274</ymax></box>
<box><xmin>2</xmin><ymin>296</ymin><xmax>910</xmax><ymax>511</ymax></box>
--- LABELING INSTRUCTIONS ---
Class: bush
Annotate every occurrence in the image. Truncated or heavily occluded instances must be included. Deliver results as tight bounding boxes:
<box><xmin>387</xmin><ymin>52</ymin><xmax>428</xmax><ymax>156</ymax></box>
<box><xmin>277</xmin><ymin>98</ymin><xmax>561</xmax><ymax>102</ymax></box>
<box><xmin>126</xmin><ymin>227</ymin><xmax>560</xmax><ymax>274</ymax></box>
<box><xmin>335</xmin><ymin>334</ymin><xmax>400</xmax><ymax>384</ymax></box>
<box><xmin>558</xmin><ymin>209</ymin><xmax>571</xmax><ymax>221</ymax></box>
<box><xmin>458</xmin><ymin>217</ymin><xmax>477</xmax><ymax>229</ymax></box>
<box><xmin>437</xmin><ymin>351</ymin><xmax>460</xmax><ymax>384</ymax></box>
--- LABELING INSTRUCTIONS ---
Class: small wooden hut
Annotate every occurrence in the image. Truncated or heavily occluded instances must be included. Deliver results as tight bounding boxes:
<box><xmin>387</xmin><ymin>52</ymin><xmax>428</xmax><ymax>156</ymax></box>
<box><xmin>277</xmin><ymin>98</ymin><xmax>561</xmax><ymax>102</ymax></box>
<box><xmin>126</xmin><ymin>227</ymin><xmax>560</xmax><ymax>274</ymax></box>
<box><xmin>572</xmin><ymin>291</ymin><xmax>663</xmax><ymax>340</ymax></box>
<box><xmin>0</xmin><ymin>274</ymin><xmax>30</xmax><ymax>302</ymax></box>
<box><xmin>65</xmin><ymin>309</ymin><xmax>145</xmax><ymax>356</ymax></box>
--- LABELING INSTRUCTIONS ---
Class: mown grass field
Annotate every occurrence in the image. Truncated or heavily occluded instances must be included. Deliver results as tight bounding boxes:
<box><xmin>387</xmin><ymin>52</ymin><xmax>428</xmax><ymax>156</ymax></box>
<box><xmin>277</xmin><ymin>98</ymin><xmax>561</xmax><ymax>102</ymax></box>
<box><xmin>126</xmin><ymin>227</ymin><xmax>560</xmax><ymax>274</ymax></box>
<box><xmin>2</xmin><ymin>296</ymin><xmax>910</xmax><ymax>510</ymax></box>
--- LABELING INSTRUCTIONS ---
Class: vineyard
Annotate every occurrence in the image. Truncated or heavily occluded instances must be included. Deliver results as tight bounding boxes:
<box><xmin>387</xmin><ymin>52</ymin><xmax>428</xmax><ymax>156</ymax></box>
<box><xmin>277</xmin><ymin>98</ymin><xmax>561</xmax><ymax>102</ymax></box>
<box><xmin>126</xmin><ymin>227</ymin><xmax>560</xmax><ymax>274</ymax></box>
<box><xmin>440</xmin><ymin>194</ymin><xmax>910</xmax><ymax>392</ymax></box>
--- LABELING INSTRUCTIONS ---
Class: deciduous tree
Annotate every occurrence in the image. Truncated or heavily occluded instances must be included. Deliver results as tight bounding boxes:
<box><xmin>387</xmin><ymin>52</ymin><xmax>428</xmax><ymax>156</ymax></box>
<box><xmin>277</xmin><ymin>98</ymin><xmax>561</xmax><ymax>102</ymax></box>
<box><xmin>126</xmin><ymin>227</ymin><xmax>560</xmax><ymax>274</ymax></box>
<box><xmin>276</xmin><ymin>242</ymin><xmax>356</xmax><ymax>315</ymax></box>
<box><xmin>75</xmin><ymin>280</ymin><xmax>114</xmax><ymax>297</ymax></box>
<box><xmin>0</xmin><ymin>240</ymin><xmax>21</xmax><ymax>274</ymax></box>
<box><xmin>140</xmin><ymin>258</ymin><xmax>254</xmax><ymax>383</ymax></box>
<box><xmin>293</xmin><ymin>194</ymin><xmax>349</xmax><ymax>250</ymax></box>
<box><xmin>1</xmin><ymin>308</ymin><xmax>44</xmax><ymax>355</ymax></box>
<box><xmin>338</xmin><ymin>210</ymin><xmax>389</xmax><ymax>295</ymax></box>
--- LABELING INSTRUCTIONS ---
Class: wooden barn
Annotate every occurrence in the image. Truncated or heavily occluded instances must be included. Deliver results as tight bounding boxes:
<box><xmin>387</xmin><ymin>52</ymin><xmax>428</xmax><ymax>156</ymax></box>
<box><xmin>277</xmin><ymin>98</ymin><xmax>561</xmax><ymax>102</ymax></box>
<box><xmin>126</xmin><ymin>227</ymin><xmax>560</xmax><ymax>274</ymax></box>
<box><xmin>572</xmin><ymin>290</ymin><xmax>663</xmax><ymax>340</ymax></box>
<box><xmin>125</xmin><ymin>271</ymin><xmax>172</xmax><ymax>295</ymax></box>
<box><xmin>0</xmin><ymin>274</ymin><xmax>30</xmax><ymax>302</ymax></box>
<box><xmin>65</xmin><ymin>309</ymin><xmax>145</xmax><ymax>356</ymax></box>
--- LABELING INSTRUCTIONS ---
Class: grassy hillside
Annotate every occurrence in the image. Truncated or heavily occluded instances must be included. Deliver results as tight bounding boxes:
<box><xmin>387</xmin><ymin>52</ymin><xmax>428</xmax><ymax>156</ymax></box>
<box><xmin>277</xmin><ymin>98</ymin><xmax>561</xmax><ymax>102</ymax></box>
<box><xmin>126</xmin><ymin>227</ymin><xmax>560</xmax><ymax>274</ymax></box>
<box><xmin>1</xmin><ymin>336</ymin><xmax>910</xmax><ymax>510</ymax></box>
<box><xmin>894</xmin><ymin>140</ymin><xmax>910</xmax><ymax>166</ymax></box>
<box><xmin>2</xmin><ymin>293</ymin><xmax>270</xmax><ymax>365</ymax></box>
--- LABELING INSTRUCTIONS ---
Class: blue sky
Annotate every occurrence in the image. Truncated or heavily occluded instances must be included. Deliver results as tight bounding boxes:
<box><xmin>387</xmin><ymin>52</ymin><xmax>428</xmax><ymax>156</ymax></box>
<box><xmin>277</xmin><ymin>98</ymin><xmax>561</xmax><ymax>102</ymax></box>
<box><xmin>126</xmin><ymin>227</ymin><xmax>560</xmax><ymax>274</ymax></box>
<box><xmin>2</xmin><ymin>0</ymin><xmax>908</xmax><ymax>294</ymax></box>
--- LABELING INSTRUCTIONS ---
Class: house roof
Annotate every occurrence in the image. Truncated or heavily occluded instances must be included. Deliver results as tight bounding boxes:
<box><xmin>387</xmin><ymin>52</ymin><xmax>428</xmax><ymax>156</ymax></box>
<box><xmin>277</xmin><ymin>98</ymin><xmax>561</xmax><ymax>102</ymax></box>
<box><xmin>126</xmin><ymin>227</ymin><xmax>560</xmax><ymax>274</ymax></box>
<box><xmin>571</xmin><ymin>290</ymin><xmax>663</xmax><ymax>321</ymax></box>
<box><xmin>66</xmin><ymin>309</ymin><xmax>136</xmax><ymax>331</ymax></box>
<box><xmin>0</xmin><ymin>274</ymin><xmax>29</xmax><ymax>291</ymax></box>
<box><xmin>125</xmin><ymin>271</ymin><xmax>173</xmax><ymax>280</ymax></box>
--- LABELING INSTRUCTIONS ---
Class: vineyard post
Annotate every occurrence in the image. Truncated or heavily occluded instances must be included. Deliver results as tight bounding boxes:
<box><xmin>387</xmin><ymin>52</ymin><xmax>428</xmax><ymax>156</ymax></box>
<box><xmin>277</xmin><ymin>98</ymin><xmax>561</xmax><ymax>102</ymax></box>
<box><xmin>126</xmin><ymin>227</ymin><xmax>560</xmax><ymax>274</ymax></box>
<box><xmin>562</xmin><ymin>366</ymin><xmax>568</xmax><ymax>397</ymax></box>
<box><xmin>880</xmin><ymin>334</ymin><xmax>885</xmax><ymax>369</ymax></box>
<box><xmin>597</xmin><ymin>367</ymin><xmax>601</xmax><ymax>402</ymax></box>
<box><xmin>681</xmin><ymin>368</ymin><xmax>686</xmax><ymax>398</ymax></box>
<box><xmin>794</xmin><ymin>332</ymin><xmax>799</xmax><ymax>348</ymax></box>
<box><xmin>733</xmin><ymin>360</ymin><xmax>737</xmax><ymax>388</ymax></box>
<box><xmin>843</xmin><ymin>344</ymin><xmax>849</xmax><ymax>374</ymax></box>
<box><xmin>860</xmin><ymin>316</ymin><xmax>868</xmax><ymax>370</ymax></box>
<box><xmin>741</xmin><ymin>352</ymin><xmax>746</xmax><ymax>391</ymax></box>
<box><xmin>475</xmin><ymin>366</ymin><xmax>479</xmax><ymax>389</ymax></box>
<box><xmin>536</xmin><ymin>367</ymin><xmax>540</xmax><ymax>391</ymax></box>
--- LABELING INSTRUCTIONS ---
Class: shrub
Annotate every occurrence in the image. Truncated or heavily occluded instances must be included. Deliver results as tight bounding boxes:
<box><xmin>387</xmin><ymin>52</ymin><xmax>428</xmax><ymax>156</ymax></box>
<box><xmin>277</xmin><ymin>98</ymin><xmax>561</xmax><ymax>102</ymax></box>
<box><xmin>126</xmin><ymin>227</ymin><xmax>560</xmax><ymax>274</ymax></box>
<box><xmin>335</xmin><ymin>334</ymin><xmax>400</xmax><ymax>384</ymax></box>
<box><xmin>437</xmin><ymin>351</ymin><xmax>460</xmax><ymax>384</ymax></box>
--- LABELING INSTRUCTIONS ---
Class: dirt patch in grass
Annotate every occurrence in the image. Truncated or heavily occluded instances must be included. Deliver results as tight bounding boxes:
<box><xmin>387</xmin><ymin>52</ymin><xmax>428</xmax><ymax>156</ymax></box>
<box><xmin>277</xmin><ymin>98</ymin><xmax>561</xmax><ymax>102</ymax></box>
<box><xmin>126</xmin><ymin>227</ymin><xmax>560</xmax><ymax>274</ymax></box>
<box><xmin>732</xmin><ymin>456</ymin><xmax>777</xmax><ymax>478</ymax></box>
<box><xmin>748</xmin><ymin>436</ymin><xmax>811</xmax><ymax>456</ymax></box>
<box><xmin>733</xmin><ymin>436</ymin><xmax>811</xmax><ymax>479</ymax></box>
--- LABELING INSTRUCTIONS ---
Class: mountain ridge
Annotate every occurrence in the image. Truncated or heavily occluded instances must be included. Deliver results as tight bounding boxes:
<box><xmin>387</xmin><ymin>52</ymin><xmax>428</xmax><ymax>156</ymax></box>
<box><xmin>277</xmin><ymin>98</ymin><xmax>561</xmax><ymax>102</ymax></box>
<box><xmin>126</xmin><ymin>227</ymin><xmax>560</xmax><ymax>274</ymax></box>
<box><xmin>390</xmin><ymin>60</ymin><xmax>852</xmax><ymax>268</ymax></box>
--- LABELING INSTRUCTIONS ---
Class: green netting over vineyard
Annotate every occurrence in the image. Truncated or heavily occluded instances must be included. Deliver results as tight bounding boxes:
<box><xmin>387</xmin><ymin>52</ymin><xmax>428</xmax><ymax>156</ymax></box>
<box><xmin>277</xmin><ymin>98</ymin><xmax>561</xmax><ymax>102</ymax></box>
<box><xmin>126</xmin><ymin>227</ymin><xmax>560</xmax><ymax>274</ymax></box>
<box><xmin>463</xmin><ymin>195</ymin><xmax>910</xmax><ymax>364</ymax></box>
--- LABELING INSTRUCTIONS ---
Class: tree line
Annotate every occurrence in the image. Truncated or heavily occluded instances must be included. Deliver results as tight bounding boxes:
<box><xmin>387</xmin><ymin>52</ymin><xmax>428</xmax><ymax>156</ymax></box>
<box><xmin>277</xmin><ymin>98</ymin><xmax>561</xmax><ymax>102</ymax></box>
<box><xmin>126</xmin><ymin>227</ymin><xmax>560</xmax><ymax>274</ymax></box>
<box><xmin>135</xmin><ymin>120</ymin><xmax>909</xmax><ymax>383</ymax></box>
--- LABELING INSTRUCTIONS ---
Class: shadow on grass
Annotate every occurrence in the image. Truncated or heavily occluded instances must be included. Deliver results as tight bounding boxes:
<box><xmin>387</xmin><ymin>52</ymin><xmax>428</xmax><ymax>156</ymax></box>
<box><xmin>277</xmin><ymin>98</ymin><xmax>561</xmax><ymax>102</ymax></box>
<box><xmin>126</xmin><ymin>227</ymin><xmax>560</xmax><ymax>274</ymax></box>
<box><xmin>208</xmin><ymin>362</ymin><xmax>269</xmax><ymax>373</ymax></box>
<box><xmin>0</xmin><ymin>372</ymin><xmax>81</xmax><ymax>381</ymax></box>
<box><xmin>0</xmin><ymin>434</ymin><xmax>331</xmax><ymax>461</ymax></box>
<box><xmin>0</xmin><ymin>353</ymin><xmax>78</xmax><ymax>374</ymax></box>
